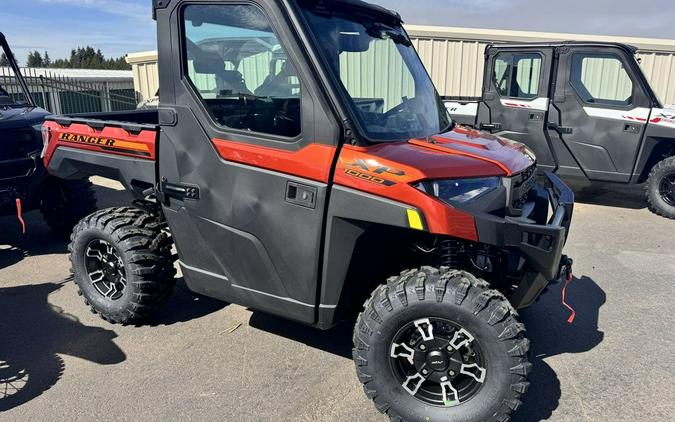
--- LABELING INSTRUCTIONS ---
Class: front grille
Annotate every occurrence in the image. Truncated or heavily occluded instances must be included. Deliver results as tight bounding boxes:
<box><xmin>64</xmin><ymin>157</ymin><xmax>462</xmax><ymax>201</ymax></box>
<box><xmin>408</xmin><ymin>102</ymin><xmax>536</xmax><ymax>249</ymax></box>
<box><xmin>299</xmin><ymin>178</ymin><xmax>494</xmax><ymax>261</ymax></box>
<box><xmin>0</xmin><ymin>127</ymin><xmax>41</xmax><ymax>161</ymax></box>
<box><xmin>510</xmin><ymin>164</ymin><xmax>537</xmax><ymax>212</ymax></box>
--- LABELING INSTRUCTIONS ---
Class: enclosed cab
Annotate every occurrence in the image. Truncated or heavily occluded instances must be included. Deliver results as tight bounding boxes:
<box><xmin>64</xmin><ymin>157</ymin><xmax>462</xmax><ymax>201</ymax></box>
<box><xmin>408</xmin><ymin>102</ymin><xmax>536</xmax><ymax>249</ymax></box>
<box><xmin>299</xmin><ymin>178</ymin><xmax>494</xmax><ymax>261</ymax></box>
<box><xmin>445</xmin><ymin>41</ymin><xmax>675</xmax><ymax>218</ymax></box>
<box><xmin>43</xmin><ymin>1</ymin><xmax>576</xmax><ymax>421</ymax></box>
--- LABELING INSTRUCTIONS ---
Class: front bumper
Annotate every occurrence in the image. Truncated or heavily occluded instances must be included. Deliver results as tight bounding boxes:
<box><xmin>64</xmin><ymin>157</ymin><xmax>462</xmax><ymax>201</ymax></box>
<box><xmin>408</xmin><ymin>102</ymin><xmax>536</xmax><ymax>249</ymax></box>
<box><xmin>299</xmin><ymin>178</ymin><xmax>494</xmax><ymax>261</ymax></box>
<box><xmin>474</xmin><ymin>172</ymin><xmax>574</xmax><ymax>308</ymax></box>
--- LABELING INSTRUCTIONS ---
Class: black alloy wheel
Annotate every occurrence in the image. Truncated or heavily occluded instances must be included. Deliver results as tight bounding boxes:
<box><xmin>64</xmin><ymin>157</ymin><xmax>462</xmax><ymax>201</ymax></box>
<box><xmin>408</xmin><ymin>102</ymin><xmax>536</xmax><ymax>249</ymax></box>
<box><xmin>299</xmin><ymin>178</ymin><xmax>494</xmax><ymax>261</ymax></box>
<box><xmin>389</xmin><ymin>317</ymin><xmax>486</xmax><ymax>407</ymax></box>
<box><xmin>84</xmin><ymin>239</ymin><xmax>127</xmax><ymax>300</ymax></box>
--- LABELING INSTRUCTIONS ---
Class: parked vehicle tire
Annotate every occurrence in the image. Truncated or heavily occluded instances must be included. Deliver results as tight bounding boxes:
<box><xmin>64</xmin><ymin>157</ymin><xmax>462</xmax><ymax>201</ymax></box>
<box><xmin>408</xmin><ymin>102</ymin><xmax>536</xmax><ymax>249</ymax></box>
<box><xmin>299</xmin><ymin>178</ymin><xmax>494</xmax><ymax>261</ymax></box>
<box><xmin>646</xmin><ymin>156</ymin><xmax>675</xmax><ymax>219</ymax></box>
<box><xmin>353</xmin><ymin>267</ymin><xmax>530</xmax><ymax>422</ymax></box>
<box><xmin>40</xmin><ymin>177</ymin><xmax>97</xmax><ymax>235</ymax></box>
<box><xmin>69</xmin><ymin>207</ymin><xmax>177</xmax><ymax>324</ymax></box>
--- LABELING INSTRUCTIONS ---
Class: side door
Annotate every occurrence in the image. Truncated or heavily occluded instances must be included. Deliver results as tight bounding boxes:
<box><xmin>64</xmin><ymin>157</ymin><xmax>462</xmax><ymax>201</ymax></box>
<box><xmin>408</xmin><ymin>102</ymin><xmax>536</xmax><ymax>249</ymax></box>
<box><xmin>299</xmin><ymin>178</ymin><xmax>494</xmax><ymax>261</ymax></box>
<box><xmin>551</xmin><ymin>47</ymin><xmax>652</xmax><ymax>182</ymax></box>
<box><xmin>156</xmin><ymin>1</ymin><xmax>340</xmax><ymax>323</ymax></box>
<box><xmin>482</xmin><ymin>47</ymin><xmax>557</xmax><ymax>172</ymax></box>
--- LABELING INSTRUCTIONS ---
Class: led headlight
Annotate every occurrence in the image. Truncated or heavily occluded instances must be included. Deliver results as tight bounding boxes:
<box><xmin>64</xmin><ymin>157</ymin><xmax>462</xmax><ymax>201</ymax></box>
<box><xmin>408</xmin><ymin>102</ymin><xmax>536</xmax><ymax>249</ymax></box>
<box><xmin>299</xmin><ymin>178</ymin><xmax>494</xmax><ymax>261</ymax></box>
<box><xmin>414</xmin><ymin>177</ymin><xmax>501</xmax><ymax>205</ymax></box>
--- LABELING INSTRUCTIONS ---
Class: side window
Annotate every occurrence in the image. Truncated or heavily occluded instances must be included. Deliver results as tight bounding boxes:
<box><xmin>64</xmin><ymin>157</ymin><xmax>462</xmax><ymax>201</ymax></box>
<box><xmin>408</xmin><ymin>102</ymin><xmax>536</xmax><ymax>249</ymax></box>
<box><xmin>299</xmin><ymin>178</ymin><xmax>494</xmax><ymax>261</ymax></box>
<box><xmin>182</xmin><ymin>5</ymin><xmax>301</xmax><ymax>138</ymax></box>
<box><xmin>493</xmin><ymin>53</ymin><xmax>542</xmax><ymax>99</ymax></box>
<box><xmin>570</xmin><ymin>53</ymin><xmax>633</xmax><ymax>106</ymax></box>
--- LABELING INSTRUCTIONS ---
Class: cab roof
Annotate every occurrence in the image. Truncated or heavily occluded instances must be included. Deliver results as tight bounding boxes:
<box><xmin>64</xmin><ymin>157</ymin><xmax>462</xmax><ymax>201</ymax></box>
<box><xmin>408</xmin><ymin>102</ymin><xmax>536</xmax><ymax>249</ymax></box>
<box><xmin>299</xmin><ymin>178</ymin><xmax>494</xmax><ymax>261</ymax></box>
<box><xmin>153</xmin><ymin>0</ymin><xmax>401</xmax><ymax>23</ymax></box>
<box><xmin>488</xmin><ymin>41</ymin><xmax>638</xmax><ymax>54</ymax></box>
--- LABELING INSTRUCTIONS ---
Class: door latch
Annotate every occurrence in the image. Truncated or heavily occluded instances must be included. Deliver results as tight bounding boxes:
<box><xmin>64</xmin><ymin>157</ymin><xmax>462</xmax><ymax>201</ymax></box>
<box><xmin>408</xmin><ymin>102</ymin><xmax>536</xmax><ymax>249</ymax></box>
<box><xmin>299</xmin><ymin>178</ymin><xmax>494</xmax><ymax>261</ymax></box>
<box><xmin>547</xmin><ymin>122</ymin><xmax>573</xmax><ymax>135</ymax></box>
<box><xmin>286</xmin><ymin>181</ymin><xmax>317</xmax><ymax>209</ymax></box>
<box><xmin>623</xmin><ymin>123</ymin><xmax>641</xmax><ymax>134</ymax></box>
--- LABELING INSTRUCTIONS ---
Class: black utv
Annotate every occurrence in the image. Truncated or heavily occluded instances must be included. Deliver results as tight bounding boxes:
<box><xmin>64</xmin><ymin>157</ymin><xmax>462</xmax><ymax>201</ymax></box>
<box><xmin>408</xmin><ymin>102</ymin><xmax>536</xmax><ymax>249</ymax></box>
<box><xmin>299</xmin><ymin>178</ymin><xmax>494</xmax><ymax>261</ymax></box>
<box><xmin>0</xmin><ymin>33</ymin><xmax>96</xmax><ymax>234</ymax></box>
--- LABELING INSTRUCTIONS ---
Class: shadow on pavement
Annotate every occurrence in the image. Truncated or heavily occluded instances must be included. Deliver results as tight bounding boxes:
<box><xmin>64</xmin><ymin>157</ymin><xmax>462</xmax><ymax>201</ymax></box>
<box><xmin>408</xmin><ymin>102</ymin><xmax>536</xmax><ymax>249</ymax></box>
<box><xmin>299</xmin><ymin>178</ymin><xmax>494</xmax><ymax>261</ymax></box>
<box><xmin>515</xmin><ymin>276</ymin><xmax>606</xmax><ymax>421</ymax></box>
<box><xmin>148</xmin><ymin>278</ymin><xmax>228</xmax><ymax>326</ymax></box>
<box><xmin>0</xmin><ymin>281</ymin><xmax>126</xmax><ymax>412</ymax></box>
<box><xmin>249</xmin><ymin>312</ymin><xmax>354</xmax><ymax>359</ymax></box>
<box><xmin>565</xmin><ymin>179</ymin><xmax>646</xmax><ymax>209</ymax></box>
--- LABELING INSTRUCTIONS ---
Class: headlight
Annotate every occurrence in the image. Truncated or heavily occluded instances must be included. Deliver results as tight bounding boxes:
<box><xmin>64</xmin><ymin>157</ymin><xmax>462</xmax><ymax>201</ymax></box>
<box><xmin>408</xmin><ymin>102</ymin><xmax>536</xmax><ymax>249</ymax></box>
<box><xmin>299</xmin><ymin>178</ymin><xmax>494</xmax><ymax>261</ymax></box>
<box><xmin>414</xmin><ymin>177</ymin><xmax>501</xmax><ymax>204</ymax></box>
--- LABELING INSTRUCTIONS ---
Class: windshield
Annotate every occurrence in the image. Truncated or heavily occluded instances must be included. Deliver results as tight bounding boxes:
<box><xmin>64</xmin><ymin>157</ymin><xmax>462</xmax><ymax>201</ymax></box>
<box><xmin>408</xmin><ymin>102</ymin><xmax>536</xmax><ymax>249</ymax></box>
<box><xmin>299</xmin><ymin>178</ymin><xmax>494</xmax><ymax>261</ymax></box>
<box><xmin>298</xmin><ymin>3</ymin><xmax>450</xmax><ymax>142</ymax></box>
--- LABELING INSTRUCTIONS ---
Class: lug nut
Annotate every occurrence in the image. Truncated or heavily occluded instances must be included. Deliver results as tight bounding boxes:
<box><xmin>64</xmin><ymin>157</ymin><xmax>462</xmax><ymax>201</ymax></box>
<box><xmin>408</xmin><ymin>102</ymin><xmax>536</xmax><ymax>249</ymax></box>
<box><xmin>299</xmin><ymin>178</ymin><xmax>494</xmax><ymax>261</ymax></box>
<box><xmin>448</xmin><ymin>370</ymin><xmax>455</xmax><ymax>376</ymax></box>
<box><xmin>446</xmin><ymin>346</ymin><xmax>453</xmax><ymax>352</ymax></box>
<box><xmin>420</xmin><ymin>344</ymin><xmax>426</xmax><ymax>351</ymax></box>
<box><xmin>422</xmin><ymin>369</ymin><xmax>429</xmax><ymax>375</ymax></box>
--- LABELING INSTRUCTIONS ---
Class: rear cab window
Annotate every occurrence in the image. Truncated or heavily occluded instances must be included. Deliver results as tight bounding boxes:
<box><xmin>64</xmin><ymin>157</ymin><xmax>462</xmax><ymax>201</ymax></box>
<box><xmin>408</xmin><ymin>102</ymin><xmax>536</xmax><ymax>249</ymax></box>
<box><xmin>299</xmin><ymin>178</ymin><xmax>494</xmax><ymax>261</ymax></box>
<box><xmin>182</xmin><ymin>4</ymin><xmax>302</xmax><ymax>139</ymax></box>
<box><xmin>493</xmin><ymin>52</ymin><xmax>542</xmax><ymax>99</ymax></box>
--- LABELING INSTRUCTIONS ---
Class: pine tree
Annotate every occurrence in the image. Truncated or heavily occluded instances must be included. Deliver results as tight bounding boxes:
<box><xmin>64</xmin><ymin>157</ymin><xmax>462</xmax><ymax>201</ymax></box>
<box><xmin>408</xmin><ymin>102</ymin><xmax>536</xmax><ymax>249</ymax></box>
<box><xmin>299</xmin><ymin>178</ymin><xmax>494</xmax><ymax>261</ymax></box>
<box><xmin>26</xmin><ymin>51</ymin><xmax>44</xmax><ymax>67</ymax></box>
<box><xmin>0</xmin><ymin>53</ymin><xmax>9</xmax><ymax>67</ymax></box>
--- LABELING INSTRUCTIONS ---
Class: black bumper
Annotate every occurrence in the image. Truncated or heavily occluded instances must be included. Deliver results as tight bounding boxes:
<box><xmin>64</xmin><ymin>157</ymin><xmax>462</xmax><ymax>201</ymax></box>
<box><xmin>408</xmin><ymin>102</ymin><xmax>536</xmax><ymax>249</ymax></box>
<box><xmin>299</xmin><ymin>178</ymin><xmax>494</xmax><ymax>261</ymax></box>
<box><xmin>474</xmin><ymin>172</ymin><xmax>574</xmax><ymax>308</ymax></box>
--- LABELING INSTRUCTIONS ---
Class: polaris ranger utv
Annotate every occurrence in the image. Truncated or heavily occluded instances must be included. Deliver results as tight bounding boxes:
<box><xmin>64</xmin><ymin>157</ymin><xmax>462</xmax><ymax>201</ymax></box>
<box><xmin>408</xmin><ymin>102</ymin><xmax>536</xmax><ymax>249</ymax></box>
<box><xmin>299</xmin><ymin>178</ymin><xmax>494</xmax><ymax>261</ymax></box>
<box><xmin>0</xmin><ymin>32</ymin><xmax>96</xmax><ymax>234</ymax></box>
<box><xmin>445</xmin><ymin>41</ymin><xmax>675</xmax><ymax>219</ymax></box>
<box><xmin>42</xmin><ymin>1</ymin><xmax>575</xmax><ymax>420</ymax></box>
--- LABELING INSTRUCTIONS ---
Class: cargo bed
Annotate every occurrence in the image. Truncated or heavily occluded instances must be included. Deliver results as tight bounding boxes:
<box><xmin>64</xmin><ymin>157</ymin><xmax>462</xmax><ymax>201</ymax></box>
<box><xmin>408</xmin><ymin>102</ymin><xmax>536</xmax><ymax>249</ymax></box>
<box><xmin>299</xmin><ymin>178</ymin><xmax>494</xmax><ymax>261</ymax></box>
<box><xmin>43</xmin><ymin>110</ymin><xmax>159</xmax><ymax>196</ymax></box>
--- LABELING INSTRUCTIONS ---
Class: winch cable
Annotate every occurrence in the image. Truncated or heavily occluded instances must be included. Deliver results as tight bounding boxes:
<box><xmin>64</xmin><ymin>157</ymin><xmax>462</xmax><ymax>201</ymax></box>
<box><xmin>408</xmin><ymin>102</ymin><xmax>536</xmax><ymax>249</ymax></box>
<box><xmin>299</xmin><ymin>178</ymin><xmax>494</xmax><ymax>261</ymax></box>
<box><xmin>561</xmin><ymin>271</ymin><xmax>576</xmax><ymax>324</ymax></box>
<box><xmin>15</xmin><ymin>197</ymin><xmax>26</xmax><ymax>234</ymax></box>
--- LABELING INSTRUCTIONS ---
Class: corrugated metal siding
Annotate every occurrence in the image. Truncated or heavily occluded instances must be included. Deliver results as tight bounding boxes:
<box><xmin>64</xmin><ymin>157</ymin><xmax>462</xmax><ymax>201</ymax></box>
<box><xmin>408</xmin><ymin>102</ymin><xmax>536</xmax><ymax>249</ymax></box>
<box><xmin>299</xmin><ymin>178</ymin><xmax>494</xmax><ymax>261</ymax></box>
<box><xmin>413</xmin><ymin>38</ymin><xmax>488</xmax><ymax>97</ymax></box>
<box><xmin>126</xmin><ymin>26</ymin><xmax>675</xmax><ymax>105</ymax></box>
<box><xmin>636</xmin><ymin>52</ymin><xmax>675</xmax><ymax>104</ymax></box>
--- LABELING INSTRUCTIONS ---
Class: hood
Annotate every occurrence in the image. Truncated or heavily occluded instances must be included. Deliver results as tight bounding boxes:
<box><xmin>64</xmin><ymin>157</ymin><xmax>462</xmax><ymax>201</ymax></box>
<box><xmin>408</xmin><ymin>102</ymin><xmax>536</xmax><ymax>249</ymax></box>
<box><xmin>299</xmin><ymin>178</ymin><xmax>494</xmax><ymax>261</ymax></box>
<box><xmin>0</xmin><ymin>106</ymin><xmax>50</xmax><ymax>130</ymax></box>
<box><xmin>410</xmin><ymin>126</ymin><xmax>536</xmax><ymax>177</ymax></box>
<box><xmin>337</xmin><ymin>125</ymin><xmax>536</xmax><ymax>187</ymax></box>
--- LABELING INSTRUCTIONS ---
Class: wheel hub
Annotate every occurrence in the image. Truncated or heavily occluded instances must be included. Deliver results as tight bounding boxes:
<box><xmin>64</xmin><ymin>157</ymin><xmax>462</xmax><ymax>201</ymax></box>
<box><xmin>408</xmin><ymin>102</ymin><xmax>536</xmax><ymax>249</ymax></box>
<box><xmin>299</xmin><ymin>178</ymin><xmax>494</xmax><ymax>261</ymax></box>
<box><xmin>84</xmin><ymin>239</ymin><xmax>126</xmax><ymax>300</ymax></box>
<box><xmin>425</xmin><ymin>350</ymin><xmax>449</xmax><ymax>372</ymax></box>
<box><xmin>389</xmin><ymin>318</ymin><xmax>486</xmax><ymax>407</ymax></box>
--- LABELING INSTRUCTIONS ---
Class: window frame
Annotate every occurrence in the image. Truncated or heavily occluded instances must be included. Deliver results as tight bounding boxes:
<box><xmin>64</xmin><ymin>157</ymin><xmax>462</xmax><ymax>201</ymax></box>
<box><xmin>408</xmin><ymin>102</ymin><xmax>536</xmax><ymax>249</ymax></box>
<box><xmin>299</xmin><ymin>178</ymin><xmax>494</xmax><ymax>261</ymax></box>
<box><xmin>491</xmin><ymin>51</ymin><xmax>544</xmax><ymax>100</ymax></box>
<box><xmin>568</xmin><ymin>51</ymin><xmax>636</xmax><ymax>109</ymax></box>
<box><xmin>178</xmin><ymin>1</ymin><xmax>305</xmax><ymax>142</ymax></box>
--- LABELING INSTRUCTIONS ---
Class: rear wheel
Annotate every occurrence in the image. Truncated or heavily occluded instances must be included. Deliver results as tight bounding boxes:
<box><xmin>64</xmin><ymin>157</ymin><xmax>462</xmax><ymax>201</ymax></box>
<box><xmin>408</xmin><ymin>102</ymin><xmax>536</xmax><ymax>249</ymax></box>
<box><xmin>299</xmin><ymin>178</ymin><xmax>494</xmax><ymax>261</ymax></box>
<box><xmin>646</xmin><ymin>156</ymin><xmax>675</xmax><ymax>219</ymax></box>
<box><xmin>40</xmin><ymin>177</ymin><xmax>97</xmax><ymax>235</ymax></box>
<box><xmin>353</xmin><ymin>267</ymin><xmax>530</xmax><ymax>422</ymax></box>
<box><xmin>69</xmin><ymin>207</ymin><xmax>176</xmax><ymax>324</ymax></box>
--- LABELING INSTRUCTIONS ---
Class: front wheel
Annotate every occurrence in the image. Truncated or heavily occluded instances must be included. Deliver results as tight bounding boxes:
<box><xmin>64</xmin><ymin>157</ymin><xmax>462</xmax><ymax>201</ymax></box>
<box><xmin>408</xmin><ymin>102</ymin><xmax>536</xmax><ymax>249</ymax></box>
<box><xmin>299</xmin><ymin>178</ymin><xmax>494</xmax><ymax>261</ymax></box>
<box><xmin>646</xmin><ymin>156</ymin><xmax>675</xmax><ymax>219</ymax></box>
<box><xmin>353</xmin><ymin>268</ymin><xmax>531</xmax><ymax>422</ymax></box>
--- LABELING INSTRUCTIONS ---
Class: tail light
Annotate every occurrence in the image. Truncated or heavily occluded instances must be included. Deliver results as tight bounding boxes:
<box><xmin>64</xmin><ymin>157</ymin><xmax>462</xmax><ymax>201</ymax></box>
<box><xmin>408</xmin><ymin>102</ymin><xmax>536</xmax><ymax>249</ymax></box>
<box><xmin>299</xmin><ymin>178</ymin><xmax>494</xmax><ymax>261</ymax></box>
<box><xmin>40</xmin><ymin>125</ymin><xmax>51</xmax><ymax>158</ymax></box>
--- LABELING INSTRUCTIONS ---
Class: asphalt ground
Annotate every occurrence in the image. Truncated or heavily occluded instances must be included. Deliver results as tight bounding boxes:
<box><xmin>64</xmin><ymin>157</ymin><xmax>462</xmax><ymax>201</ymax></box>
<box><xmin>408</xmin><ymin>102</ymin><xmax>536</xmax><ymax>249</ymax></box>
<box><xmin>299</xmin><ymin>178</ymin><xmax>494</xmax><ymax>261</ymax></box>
<box><xmin>1</xmin><ymin>177</ymin><xmax>674</xmax><ymax>421</ymax></box>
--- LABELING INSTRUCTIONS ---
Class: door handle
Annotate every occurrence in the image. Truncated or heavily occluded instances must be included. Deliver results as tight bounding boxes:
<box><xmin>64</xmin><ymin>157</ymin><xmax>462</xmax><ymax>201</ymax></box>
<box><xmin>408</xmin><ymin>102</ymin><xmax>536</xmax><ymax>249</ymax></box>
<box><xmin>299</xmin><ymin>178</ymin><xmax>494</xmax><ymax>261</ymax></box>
<box><xmin>286</xmin><ymin>181</ymin><xmax>317</xmax><ymax>209</ymax></box>
<box><xmin>623</xmin><ymin>123</ymin><xmax>641</xmax><ymax>134</ymax></box>
<box><xmin>479</xmin><ymin>122</ymin><xmax>502</xmax><ymax>131</ymax></box>
<box><xmin>547</xmin><ymin>122</ymin><xmax>573</xmax><ymax>135</ymax></box>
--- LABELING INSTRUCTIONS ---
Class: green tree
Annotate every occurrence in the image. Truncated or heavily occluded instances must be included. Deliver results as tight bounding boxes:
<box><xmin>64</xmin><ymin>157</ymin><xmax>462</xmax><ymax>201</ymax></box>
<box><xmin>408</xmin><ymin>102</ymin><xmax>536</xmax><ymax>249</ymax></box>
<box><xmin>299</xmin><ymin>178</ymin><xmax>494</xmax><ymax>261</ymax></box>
<box><xmin>43</xmin><ymin>51</ymin><xmax>52</xmax><ymax>67</ymax></box>
<box><xmin>26</xmin><ymin>50</ymin><xmax>44</xmax><ymax>67</ymax></box>
<box><xmin>45</xmin><ymin>46</ymin><xmax>131</xmax><ymax>70</ymax></box>
<box><xmin>0</xmin><ymin>53</ymin><xmax>9</xmax><ymax>66</ymax></box>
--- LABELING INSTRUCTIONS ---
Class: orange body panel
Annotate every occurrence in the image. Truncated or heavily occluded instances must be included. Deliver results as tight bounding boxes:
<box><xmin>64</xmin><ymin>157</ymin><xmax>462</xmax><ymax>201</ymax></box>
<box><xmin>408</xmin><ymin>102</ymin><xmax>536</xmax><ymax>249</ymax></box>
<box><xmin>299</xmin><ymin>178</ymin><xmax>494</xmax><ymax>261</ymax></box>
<box><xmin>335</xmin><ymin>145</ymin><xmax>479</xmax><ymax>241</ymax></box>
<box><xmin>212</xmin><ymin>139</ymin><xmax>336</xmax><ymax>183</ymax></box>
<box><xmin>43</xmin><ymin>121</ymin><xmax>157</xmax><ymax>165</ymax></box>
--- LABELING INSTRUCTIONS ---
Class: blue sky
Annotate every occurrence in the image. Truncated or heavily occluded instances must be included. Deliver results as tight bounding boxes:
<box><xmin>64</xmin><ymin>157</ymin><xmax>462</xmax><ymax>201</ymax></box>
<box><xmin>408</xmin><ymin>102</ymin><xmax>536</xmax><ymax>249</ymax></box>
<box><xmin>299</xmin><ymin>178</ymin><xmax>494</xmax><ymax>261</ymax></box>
<box><xmin>3</xmin><ymin>0</ymin><xmax>675</xmax><ymax>65</ymax></box>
